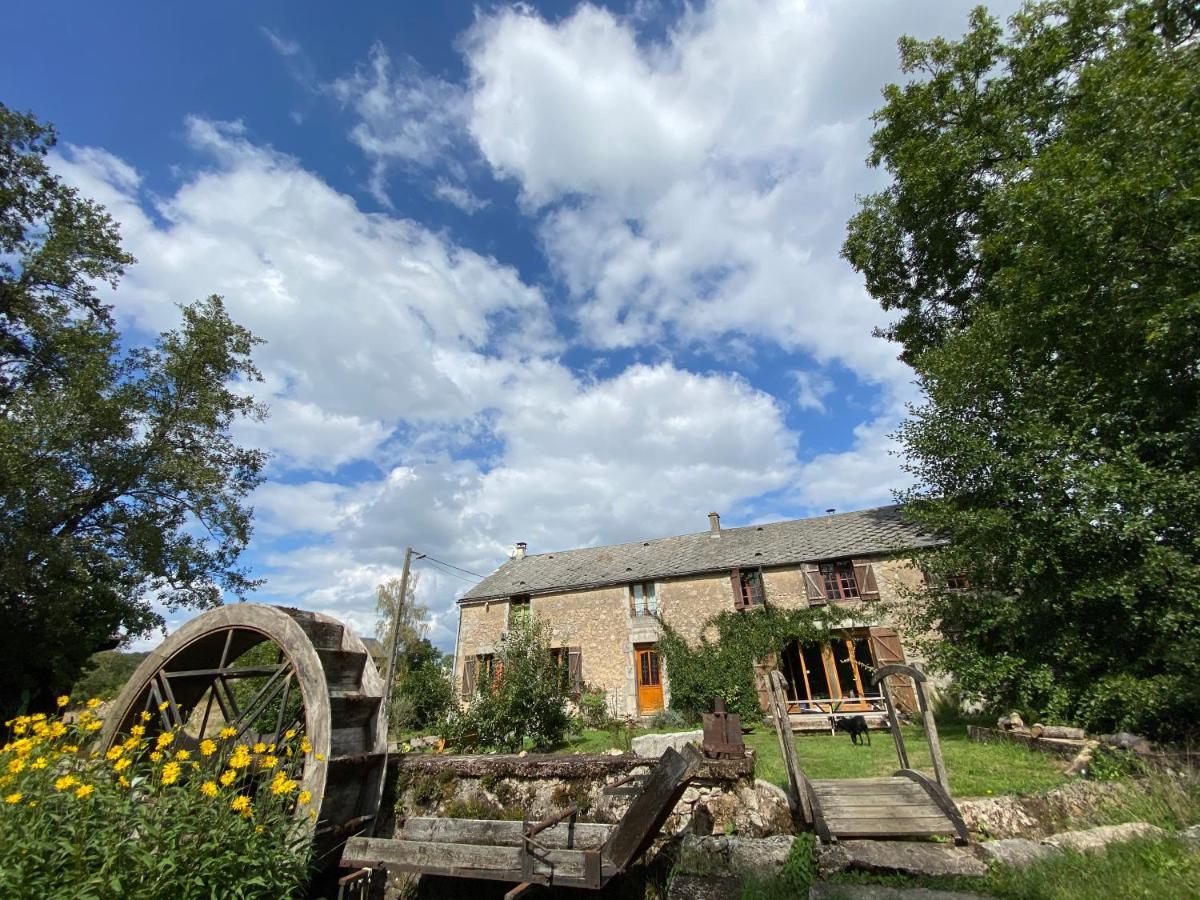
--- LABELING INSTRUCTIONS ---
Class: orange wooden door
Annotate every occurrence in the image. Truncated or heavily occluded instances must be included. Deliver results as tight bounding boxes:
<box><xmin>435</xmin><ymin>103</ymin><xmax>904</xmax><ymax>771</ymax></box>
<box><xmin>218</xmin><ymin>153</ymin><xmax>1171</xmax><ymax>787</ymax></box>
<box><xmin>635</xmin><ymin>645</ymin><xmax>664</xmax><ymax>714</ymax></box>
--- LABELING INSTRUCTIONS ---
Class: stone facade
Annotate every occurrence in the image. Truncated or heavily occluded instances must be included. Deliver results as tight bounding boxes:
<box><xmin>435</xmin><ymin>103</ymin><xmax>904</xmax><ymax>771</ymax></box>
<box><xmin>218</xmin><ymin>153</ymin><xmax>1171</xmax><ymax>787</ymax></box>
<box><xmin>455</xmin><ymin>551</ymin><xmax>932</xmax><ymax>718</ymax></box>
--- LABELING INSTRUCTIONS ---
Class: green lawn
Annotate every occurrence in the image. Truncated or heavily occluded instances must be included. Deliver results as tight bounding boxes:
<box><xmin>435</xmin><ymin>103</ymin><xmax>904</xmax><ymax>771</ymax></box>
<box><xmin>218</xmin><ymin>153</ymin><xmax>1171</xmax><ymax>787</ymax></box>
<box><xmin>560</xmin><ymin>722</ymin><xmax>1067</xmax><ymax>798</ymax></box>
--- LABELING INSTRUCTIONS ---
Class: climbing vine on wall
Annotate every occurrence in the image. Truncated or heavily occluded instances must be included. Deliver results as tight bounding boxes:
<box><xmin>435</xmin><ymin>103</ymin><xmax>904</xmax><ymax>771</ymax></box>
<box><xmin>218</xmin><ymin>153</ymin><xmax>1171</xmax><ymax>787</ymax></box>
<box><xmin>657</xmin><ymin>604</ymin><xmax>865</xmax><ymax>721</ymax></box>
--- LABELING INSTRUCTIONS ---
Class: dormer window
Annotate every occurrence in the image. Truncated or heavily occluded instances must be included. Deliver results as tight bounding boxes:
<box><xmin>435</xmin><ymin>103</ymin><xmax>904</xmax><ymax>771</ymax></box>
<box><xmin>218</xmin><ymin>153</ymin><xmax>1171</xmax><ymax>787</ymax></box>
<box><xmin>630</xmin><ymin>582</ymin><xmax>657</xmax><ymax>616</ymax></box>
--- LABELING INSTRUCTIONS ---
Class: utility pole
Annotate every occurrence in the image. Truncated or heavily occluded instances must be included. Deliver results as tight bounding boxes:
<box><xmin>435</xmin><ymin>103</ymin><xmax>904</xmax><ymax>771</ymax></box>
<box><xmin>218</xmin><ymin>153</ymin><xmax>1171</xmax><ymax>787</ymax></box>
<box><xmin>380</xmin><ymin>546</ymin><xmax>413</xmax><ymax>741</ymax></box>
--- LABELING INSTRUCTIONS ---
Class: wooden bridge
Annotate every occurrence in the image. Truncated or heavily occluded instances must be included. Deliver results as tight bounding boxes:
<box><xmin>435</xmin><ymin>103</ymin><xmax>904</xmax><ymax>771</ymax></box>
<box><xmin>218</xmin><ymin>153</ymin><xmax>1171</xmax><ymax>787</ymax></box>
<box><xmin>765</xmin><ymin>664</ymin><xmax>970</xmax><ymax>846</ymax></box>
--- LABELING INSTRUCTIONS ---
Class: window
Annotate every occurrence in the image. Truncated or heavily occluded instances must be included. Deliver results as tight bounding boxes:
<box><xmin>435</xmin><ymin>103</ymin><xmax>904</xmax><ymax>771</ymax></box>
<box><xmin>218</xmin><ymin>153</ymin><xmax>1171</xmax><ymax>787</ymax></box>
<box><xmin>780</xmin><ymin>635</ymin><xmax>875</xmax><ymax>708</ymax></box>
<box><xmin>550</xmin><ymin>647</ymin><xmax>583</xmax><ymax>696</ymax></box>
<box><xmin>630</xmin><ymin>581</ymin><xmax>657</xmax><ymax>616</ymax></box>
<box><xmin>820</xmin><ymin>560</ymin><xmax>859</xmax><ymax>600</ymax></box>
<box><xmin>731</xmin><ymin>567</ymin><xmax>766</xmax><ymax>609</ymax></box>
<box><xmin>946</xmin><ymin>573</ymin><xmax>971</xmax><ymax>591</ymax></box>
<box><xmin>508</xmin><ymin>595</ymin><xmax>530</xmax><ymax>627</ymax></box>
<box><xmin>461</xmin><ymin>653</ymin><xmax>497</xmax><ymax>699</ymax></box>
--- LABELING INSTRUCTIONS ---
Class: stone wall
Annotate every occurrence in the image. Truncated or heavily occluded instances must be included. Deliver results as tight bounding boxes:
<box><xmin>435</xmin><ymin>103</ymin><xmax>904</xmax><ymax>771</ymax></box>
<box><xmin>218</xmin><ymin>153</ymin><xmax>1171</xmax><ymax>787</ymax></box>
<box><xmin>386</xmin><ymin>749</ymin><xmax>793</xmax><ymax>840</ymax></box>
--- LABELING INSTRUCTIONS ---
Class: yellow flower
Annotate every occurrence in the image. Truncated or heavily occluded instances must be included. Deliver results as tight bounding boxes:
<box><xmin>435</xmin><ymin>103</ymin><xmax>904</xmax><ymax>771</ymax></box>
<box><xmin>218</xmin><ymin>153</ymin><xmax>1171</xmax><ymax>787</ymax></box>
<box><xmin>300</xmin><ymin>737</ymin><xmax>312</xmax><ymax>754</ymax></box>
<box><xmin>161</xmin><ymin>762</ymin><xmax>181</xmax><ymax>786</ymax></box>
<box><xmin>30</xmin><ymin>712</ymin><xmax>46</xmax><ymax>722</ymax></box>
<box><xmin>105</xmin><ymin>746</ymin><xmax>123</xmax><ymax>761</ymax></box>
<box><xmin>29</xmin><ymin>757</ymin><xmax>47</xmax><ymax>770</ymax></box>
<box><xmin>74</xmin><ymin>784</ymin><xmax>95</xmax><ymax>799</ymax></box>
<box><xmin>139</xmin><ymin>711</ymin><xmax>152</xmax><ymax>722</ymax></box>
<box><xmin>84</xmin><ymin>720</ymin><xmax>102</xmax><ymax>732</ymax></box>
<box><xmin>118</xmin><ymin>776</ymin><xmax>130</xmax><ymax>789</ymax></box>
<box><xmin>122</xmin><ymin>737</ymin><xmax>139</xmax><ymax>752</ymax></box>
<box><xmin>200</xmin><ymin>781</ymin><xmax>218</xmax><ymax>798</ymax></box>
<box><xmin>56</xmin><ymin>696</ymin><xmax>70</xmax><ymax>708</ymax></box>
<box><xmin>4</xmin><ymin>793</ymin><xmax>21</xmax><ymax>804</ymax></box>
<box><xmin>255</xmin><ymin>825</ymin><xmax>264</xmax><ymax>834</ymax></box>
<box><xmin>228</xmin><ymin>745</ymin><xmax>251</xmax><ymax>770</ymax></box>
<box><xmin>155</xmin><ymin>732</ymin><xmax>175</xmax><ymax>750</ymax></box>
<box><xmin>130</xmin><ymin>725</ymin><xmax>145</xmax><ymax>738</ymax></box>
<box><xmin>219</xmin><ymin>727</ymin><xmax>237</xmax><ymax>740</ymax></box>
<box><xmin>252</xmin><ymin>742</ymin><xmax>266</xmax><ymax>754</ymax></box>
<box><xmin>298</xmin><ymin>790</ymin><xmax>312</xmax><ymax>806</ymax></box>
<box><xmin>11</xmin><ymin>723</ymin><xmax>26</xmax><ymax>736</ymax></box>
<box><xmin>149</xmin><ymin>751</ymin><xmax>163</xmax><ymax>763</ymax></box>
<box><xmin>269</xmin><ymin>775</ymin><xmax>297</xmax><ymax>796</ymax></box>
<box><xmin>79</xmin><ymin>710</ymin><xmax>93</xmax><ymax>722</ymax></box>
<box><xmin>230</xmin><ymin>794</ymin><xmax>251</xmax><ymax>814</ymax></box>
<box><xmin>259</xmin><ymin>755</ymin><xmax>278</xmax><ymax>770</ymax></box>
<box><xmin>158</xmin><ymin>701</ymin><xmax>169</xmax><ymax>712</ymax></box>
<box><xmin>284</xmin><ymin>728</ymin><xmax>296</xmax><ymax>740</ymax></box>
<box><xmin>199</xmin><ymin>740</ymin><xmax>217</xmax><ymax>757</ymax></box>
<box><xmin>174</xmin><ymin>749</ymin><xmax>191</xmax><ymax>761</ymax></box>
<box><xmin>32</xmin><ymin>721</ymin><xmax>48</xmax><ymax>737</ymax></box>
<box><xmin>315</xmin><ymin>753</ymin><xmax>325</xmax><ymax>761</ymax></box>
<box><xmin>219</xmin><ymin>769</ymin><xmax>237</xmax><ymax>787</ymax></box>
<box><xmin>113</xmin><ymin>758</ymin><xmax>131</xmax><ymax>773</ymax></box>
<box><xmin>62</xmin><ymin>744</ymin><xmax>79</xmax><ymax>753</ymax></box>
<box><xmin>86</xmin><ymin>698</ymin><xmax>102</xmax><ymax>710</ymax></box>
<box><xmin>54</xmin><ymin>775</ymin><xmax>77</xmax><ymax>791</ymax></box>
<box><xmin>6</xmin><ymin>759</ymin><xmax>24</xmax><ymax>775</ymax></box>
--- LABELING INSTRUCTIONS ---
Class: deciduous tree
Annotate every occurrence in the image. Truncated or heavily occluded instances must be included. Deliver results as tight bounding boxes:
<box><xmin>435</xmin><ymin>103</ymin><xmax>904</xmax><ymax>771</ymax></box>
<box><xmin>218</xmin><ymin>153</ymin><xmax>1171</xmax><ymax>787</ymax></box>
<box><xmin>843</xmin><ymin>1</ymin><xmax>1200</xmax><ymax>738</ymax></box>
<box><xmin>0</xmin><ymin>104</ymin><xmax>267</xmax><ymax>717</ymax></box>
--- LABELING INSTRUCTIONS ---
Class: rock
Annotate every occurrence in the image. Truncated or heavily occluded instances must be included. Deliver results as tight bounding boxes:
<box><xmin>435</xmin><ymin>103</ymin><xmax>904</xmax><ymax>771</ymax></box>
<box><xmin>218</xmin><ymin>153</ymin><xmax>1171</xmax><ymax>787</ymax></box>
<box><xmin>999</xmin><ymin>712</ymin><xmax>1025</xmax><ymax>731</ymax></box>
<box><xmin>677</xmin><ymin>834</ymin><xmax>796</xmax><ymax>878</ymax></box>
<box><xmin>753</xmin><ymin>778</ymin><xmax>796</xmax><ymax>835</ymax></box>
<box><xmin>815</xmin><ymin>840</ymin><xmax>988</xmax><ymax>879</ymax></box>
<box><xmin>1180</xmin><ymin>824</ymin><xmax>1200</xmax><ymax>847</ymax></box>
<box><xmin>810</xmin><ymin>885</ymin><xmax>991</xmax><ymax>899</ymax></box>
<box><xmin>632</xmin><ymin>729</ymin><xmax>704</xmax><ymax>758</ymax></box>
<box><xmin>607</xmin><ymin>748</ymin><xmax>625</xmax><ymax>756</ymax></box>
<box><xmin>1043</xmin><ymin>821</ymin><xmax>1165</xmax><ymax>853</ymax></box>
<box><xmin>1106</xmin><ymin>732</ymin><xmax>1153</xmax><ymax>755</ymax></box>
<box><xmin>667</xmin><ymin>875</ymin><xmax>743</xmax><ymax>900</ymax></box>
<box><xmin>977</xmin><ymin>838</ymin><xmax>1060</xmax><ymax>868</ymax></box>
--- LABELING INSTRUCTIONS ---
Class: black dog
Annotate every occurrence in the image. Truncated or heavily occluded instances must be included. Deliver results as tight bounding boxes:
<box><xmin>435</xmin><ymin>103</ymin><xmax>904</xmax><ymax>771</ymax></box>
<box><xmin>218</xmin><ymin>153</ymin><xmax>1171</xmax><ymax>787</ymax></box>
<box><xmin>833</xmin><ymin>714</ymin><xmax>871</xmax><ymax>746</ymax></box>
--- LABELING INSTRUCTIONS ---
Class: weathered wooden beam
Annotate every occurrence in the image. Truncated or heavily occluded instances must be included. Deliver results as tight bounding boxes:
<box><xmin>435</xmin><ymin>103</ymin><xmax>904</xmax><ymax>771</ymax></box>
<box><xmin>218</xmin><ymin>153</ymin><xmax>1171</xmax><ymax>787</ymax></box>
<box><xmin>401</xmin><ymin>818</ymin><xmax>614</xmax><ymax>849</ymax></box>
<box><xmin>342</xmin><ymin>836</ymin><xmax>608</xmax><ymax>888</ymax></box>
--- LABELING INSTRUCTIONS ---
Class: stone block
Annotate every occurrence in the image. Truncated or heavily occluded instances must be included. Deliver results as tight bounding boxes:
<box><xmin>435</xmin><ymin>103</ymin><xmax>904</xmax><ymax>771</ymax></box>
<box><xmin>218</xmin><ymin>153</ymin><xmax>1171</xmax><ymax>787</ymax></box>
<box><xmin>677</xmin><ymin>834</ymin><xmax>797</xmax><ymax>878</ymax></box>
<box><xmin>816</xmin><ymin>840</ymin><xmax>988</xmax><ymax>879</ymax></box>
<box><xmin>977</xmin><ymin>838</ymin><xmax>1060</xmax><ymax>868</ymax></box>
<box><xmin>1042</xmin><ymin>821</ymin><xmax>1165</xmax><ymax>854</ymax></box>
<box><xmin>632</xmin><ymin>729</ymin><xmax>703</xmax><ymax>757</ymax></box>
<box><xmin>667</xmin><ymin>875</ymin><xmax>744</xmax><ymax>900</ymax></box>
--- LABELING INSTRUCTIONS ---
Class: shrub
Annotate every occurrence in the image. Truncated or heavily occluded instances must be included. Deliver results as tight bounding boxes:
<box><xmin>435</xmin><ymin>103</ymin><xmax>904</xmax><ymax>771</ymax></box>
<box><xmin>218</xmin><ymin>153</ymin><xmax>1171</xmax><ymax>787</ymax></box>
<box><xmin>446</xmin><ymin>617</ymin><xmax>570</xmax><ymax>752</ymax></box>
<box><xmin>578</xmin><ymin>685</ymin><xmax>611</xmax><ymax>729</ymax></box>
<box><xmin>647</xmin><ymin>708</ymin><xmax>691</xmax><ymax>730</ymax></box>
<box><xmin>0</xmin><ymin>698</ymin><xmax>312</xmax><ymax>898</ymax></box>
<box><xmin>395</xmin><ymin>661</ymin><xmax>454</xmax><ymax>732</ymax></box>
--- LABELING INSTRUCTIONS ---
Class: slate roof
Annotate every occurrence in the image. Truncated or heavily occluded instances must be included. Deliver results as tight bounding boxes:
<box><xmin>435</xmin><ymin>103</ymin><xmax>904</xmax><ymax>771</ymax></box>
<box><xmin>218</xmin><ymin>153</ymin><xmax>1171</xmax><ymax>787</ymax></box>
<box><xmin>460</xmin><ymin>504</ymin><xmax>941</xmax><ymax>603</ymax></box>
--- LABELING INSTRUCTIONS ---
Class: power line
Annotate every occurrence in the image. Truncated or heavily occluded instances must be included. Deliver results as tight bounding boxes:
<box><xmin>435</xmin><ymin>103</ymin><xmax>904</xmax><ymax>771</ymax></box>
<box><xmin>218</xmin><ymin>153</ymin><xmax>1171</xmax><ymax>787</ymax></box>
<box><xmin>412</xmin><ymin>553</ymin><xmax>483</xmax><ymax>583</ymax></box>
<box><xmin>414</xmin><ymin>552</ymin><xmax>486</xmax><ymax>580</ymax></box>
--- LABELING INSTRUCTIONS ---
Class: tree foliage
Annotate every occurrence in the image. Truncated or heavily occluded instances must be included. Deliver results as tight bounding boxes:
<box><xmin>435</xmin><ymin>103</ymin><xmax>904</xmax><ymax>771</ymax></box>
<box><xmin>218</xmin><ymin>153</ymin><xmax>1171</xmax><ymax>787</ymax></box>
<box><xmin>843</xmin><ymin>1</ymin><xmax>1200</xmax><ymax>738</ymax></box>
<box><xmin>0</xmin><ymin>104</ymin><xmax>267</xmax><ymax>717</ymax></box>
<box><xmin>445</xmin><ymin>617</ymin><xmax>570</xmax><ymax>752</ymax></box>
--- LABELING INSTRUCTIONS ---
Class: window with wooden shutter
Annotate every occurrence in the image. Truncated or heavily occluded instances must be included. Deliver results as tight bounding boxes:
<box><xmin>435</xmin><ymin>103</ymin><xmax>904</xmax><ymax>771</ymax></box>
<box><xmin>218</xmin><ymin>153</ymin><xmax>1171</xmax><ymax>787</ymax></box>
<box><xmin>802</xmin><ymin>564</ymin><xmax>826</xmax><ymax>604</ymax></box>
<box><xmin>853</xmin><ymin>562</ymin><xmax>881</xmax><ymax>601</ymax></box>
<box><xmin>730</xmin><ymin>567</ymin><xmax>745</xmax><ymax>609</ymax></box>
<box><xmin>568</xmin><ymin>647</ymin><xmax>583</xmax><ymax>695</ymax></box>
<box><xmin>820</xmin><ymin>560</ymin><xmax>860</xmax><ymax>600</ymax></box>
<box><xmin>868</xmin><ymin>627</ymin><xmax>917</xmax><ymax>711</ymax></box>
<box><xmin>462</xmin><ymin>657</ymin><xmax>477</xmax><ymax>699</ymax></box>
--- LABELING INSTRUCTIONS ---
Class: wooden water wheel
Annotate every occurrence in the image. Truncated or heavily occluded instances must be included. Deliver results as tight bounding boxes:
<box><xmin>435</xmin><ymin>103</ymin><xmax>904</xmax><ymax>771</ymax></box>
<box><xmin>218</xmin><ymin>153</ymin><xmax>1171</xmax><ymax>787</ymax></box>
<box><xmin>97</xmin><ymin>604</ymin><xmax>388</xmax><ymax>873</ymax></box>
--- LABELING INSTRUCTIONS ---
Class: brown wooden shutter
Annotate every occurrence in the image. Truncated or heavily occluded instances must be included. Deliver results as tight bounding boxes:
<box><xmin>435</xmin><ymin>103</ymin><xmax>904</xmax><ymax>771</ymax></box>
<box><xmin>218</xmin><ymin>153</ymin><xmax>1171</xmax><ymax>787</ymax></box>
<box><xmin>568</xmin><ymin>647</ymin><xmax>583</xmax><ymax>695</ymax></box>
<box><xmin>802</xmin><ymin>564</ymin><xmax>826</xmax><ymax>604</ymax></box>
<box><xmin>854</xmin><ymin>562</ymin><xmax>880</xmax><ymax>601</ymax></box>
<box><xmin>868</xmin><ymin>627</ymin><xmax>917</xmax><ymax>711</ymax></box>
<box><xmin>730</xmin><ymin>567</ymin><xmax>746</xmax><ymax>609</ymax></box>
<box><xmin>462</xmin><ymin>657</ymin><xmax>477</xmax><ymax>699</ymax></box>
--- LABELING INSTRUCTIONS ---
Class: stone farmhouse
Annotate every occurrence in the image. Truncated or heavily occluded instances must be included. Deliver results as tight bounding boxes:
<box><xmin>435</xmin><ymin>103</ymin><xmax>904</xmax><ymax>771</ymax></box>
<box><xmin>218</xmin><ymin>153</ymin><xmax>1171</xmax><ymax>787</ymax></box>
<box><xmin>454</xmin><ymin>505</ymin><xmax>944</xmax><ymax>726</ymax></box>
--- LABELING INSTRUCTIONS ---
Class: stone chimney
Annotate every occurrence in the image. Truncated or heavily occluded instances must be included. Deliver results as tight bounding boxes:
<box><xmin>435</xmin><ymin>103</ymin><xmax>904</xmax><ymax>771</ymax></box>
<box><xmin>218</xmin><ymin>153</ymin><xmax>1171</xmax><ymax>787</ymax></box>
<box><xmin>708</xmin><ymin>511</ymin><xmax>721</xmax><ymax>535</ymax></box>
<box><xmin>513</xmin><ymin>542</ymin><xmax>527</xmax><ymax>560</ymax></box>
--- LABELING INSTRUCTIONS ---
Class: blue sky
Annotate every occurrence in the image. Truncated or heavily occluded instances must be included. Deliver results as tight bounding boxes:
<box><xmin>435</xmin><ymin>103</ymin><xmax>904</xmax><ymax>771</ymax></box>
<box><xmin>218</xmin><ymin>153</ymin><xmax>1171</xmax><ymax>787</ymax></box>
<box><xmin>2</xmin><ymin>0</ymin><xmax>1018</xmax><ymax>649</ymax></box>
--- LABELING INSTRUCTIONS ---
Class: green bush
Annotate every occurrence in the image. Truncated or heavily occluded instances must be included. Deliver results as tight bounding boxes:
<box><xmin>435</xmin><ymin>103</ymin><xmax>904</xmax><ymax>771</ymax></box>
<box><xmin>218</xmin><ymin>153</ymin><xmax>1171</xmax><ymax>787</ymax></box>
<box><xmin>657</xmin><ymin>605</ymin><xmax>857</xmax><ymax>721</ymax></box>
<box><xmin>445</xmin><ymin>617</ymin><xmax>570</xmax><ymax>752</ymax></box>
<box><xmin>578</xmin><ymin>685</ymin><xmax>611</xmax><ymax>728</ymax></box>
<box><xmin>396</xmin><ymin>661</ymin><xmax>453</xmax><ymax>732</ymax></box>
<box><xmin>1</xmin><ymin>699</ymin><xmax>311</xmax><ymax>898</ymax></box>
